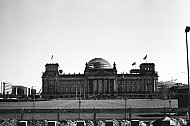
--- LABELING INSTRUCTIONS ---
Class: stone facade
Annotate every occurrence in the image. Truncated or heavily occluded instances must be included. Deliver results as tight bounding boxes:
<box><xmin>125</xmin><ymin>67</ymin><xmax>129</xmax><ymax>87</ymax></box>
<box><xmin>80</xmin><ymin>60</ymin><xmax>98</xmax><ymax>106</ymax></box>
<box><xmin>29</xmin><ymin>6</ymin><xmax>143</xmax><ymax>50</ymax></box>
<box><xmin>42</xmin><ymin>58</ymin><xmax>158</xmax><ymax>99</ymax></box>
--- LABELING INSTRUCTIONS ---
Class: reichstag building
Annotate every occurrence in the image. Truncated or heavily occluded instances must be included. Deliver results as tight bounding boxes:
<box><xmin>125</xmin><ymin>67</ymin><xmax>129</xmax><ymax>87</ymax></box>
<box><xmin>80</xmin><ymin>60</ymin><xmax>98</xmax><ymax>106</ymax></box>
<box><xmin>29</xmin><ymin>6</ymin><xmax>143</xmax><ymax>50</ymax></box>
<box><xmin>42</xmin><ymin>58</ymin><xmax>158</xmax><ymax>99</ymax></box>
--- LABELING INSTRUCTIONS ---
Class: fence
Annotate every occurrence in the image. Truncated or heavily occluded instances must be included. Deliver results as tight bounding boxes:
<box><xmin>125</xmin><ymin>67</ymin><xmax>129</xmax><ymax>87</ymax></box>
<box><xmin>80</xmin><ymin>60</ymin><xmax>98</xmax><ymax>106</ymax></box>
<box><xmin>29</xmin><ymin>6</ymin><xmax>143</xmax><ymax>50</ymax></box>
<box><xmin>0</xmin><ymin>107</ymin><xmax>188</xmax><ymax>121</ymax></box>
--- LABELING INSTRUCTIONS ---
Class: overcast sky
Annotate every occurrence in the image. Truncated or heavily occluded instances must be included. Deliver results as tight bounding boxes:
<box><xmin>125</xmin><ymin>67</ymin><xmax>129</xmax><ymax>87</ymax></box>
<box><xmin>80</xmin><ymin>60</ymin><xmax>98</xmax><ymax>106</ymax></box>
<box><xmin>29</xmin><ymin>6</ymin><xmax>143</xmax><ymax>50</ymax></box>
<box><xmin>0</xmin><ymin>0</ymin><xmax>190</xmax><ymax>91</ymax></box>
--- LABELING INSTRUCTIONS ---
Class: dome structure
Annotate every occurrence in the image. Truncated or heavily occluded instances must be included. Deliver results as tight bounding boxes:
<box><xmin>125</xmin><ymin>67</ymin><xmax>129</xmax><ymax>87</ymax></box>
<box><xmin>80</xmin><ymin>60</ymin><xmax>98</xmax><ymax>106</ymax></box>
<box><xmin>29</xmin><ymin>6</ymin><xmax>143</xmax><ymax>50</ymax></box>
<box><xmin>87</xmin><ymin>58</ymin><xmax>112</xmax><ymax>69</ymax></box>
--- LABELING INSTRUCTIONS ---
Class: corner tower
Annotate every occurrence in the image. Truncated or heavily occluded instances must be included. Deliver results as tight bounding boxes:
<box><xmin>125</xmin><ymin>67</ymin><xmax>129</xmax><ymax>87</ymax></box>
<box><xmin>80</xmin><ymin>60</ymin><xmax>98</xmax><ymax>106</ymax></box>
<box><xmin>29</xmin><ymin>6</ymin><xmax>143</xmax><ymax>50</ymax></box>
<box><xmin>42</xmin><ymin>63</ymin><xmax>59</xmax><ymax>99</ymax></box>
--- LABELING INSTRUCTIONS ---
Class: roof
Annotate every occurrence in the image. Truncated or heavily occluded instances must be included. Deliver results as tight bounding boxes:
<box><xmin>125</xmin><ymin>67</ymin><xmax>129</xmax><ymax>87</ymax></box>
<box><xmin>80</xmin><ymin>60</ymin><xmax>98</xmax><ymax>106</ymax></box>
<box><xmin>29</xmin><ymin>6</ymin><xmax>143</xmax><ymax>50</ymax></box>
<box><xmin>87</xmin><ymin>58</ymin><xmax>112</xmax><ymax>69</ymax></box>
<box><xmin>177</xmin><ymin>85</ymin><xmax>189</xmax><ymax>90</ymax></box>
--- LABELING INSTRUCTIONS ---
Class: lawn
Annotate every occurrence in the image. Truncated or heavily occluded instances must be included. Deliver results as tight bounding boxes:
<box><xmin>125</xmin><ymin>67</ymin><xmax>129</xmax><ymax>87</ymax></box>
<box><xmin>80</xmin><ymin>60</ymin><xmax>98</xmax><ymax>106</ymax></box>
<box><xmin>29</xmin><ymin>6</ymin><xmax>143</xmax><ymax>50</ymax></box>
<box><xmin>0</xmin><ymin>99</ymin><xmax>181</xmax><ymax>120</ymax></box>
<box><xmin>0</xmin><ymin>99</ymin><xmax>178</xmax><ymax>109</ymax></box>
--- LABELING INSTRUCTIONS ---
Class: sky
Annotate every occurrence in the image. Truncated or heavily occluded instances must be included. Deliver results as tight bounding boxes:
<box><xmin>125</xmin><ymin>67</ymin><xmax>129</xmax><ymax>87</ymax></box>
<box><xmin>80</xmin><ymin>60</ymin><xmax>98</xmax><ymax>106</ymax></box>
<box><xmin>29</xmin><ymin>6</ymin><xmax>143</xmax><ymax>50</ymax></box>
<box><xmin>0</xmin><ymin>0</ymin><xmax>190</xmax><ymax>92</ymax></box>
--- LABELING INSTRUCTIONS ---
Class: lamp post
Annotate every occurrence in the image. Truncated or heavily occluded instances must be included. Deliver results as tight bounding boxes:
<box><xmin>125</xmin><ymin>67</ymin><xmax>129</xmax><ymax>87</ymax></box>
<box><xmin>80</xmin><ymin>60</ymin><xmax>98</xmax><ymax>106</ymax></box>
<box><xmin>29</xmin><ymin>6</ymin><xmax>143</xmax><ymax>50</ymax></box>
<box><xmin>76</xmin><ymin>85</ymin><xmax>78</xmax><ymax>100</ymax></box>
<box><xmin>185</xmin><ymin>26</ymin><xmax>190</xmax><ymax>119</ymax></box>
<box><xmin>31</xmin><ymin>86</ymin><xmax>36</xmax><ymax>120</ymax></box>
<box><xmin>122</xmin><ymin>73</ymin><xmax>127</xmax><ymax>120</ymax></box>
<box><xmin>124</xmin><ymin>93</ymin><xmax>127</xmax><ymax>120</ymax></box>
<box><xmin>78</xmin><ymin>84</ymin><xmax>82</xmax><ymax>119</ymax></box>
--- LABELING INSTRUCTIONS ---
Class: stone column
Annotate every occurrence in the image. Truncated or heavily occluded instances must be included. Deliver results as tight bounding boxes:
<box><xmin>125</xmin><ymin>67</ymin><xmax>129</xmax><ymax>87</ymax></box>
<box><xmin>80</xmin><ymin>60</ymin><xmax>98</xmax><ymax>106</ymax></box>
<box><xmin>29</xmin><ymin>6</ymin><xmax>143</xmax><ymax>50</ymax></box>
<box><xmin>110</xmin><ymin>79</ymin><xmax>113</xmax><ymax>94</ymax></box>
<box><xmin>104</xmin><ymin>79</ymin><xmax>107</xmax><ymax>94</ymax></box>
<box><xmin>89</xmin><ymin>79</ymin><xmax>94</xmax><ymax>95</ymax></box>
<box><xmin>86</xmin><ymin>80</ymin><xmax>89</xmax><ymax>95</ymax></box>
<box><xmin>97</xmin><ymin>80</ymin><xmax>99</xmax><ymax>94</ymax></box>
<box><xmin>131</xmin><ymin>80</ymin><xmax>133</xmax><ymax>92</ymax></box>
<box><xmin>108</xmin><ymin>79</ymin><xmax>110</xmax><ymax>94</ymax></box>
<box><xmin>98</xmin><ymin>80</ymin><xmax>103</xmax><ymax>93</ymax></box>
<box><xmin>93</xmin><ymin>79</ymin><xmax>96</xmax><ymax>94</ymax></box>
<box><xmin>55</xmin><ymin>79</ymin><xmax>57</xmax><ymax>93</ymax></box>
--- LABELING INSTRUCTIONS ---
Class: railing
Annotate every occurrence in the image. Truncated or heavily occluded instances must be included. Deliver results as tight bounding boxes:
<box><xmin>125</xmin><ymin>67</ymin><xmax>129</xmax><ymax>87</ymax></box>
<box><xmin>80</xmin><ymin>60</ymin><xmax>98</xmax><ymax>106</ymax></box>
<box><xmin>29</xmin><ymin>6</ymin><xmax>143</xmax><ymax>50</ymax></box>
<box><xmin>0</xmin><ymin>107</ymin><xmax>187</xmax><ymax>114</ymax></box>
<box><xmin>0</xmin><ymin>107</ymin><xmax>188</xmax><ymax>121</ymax></box>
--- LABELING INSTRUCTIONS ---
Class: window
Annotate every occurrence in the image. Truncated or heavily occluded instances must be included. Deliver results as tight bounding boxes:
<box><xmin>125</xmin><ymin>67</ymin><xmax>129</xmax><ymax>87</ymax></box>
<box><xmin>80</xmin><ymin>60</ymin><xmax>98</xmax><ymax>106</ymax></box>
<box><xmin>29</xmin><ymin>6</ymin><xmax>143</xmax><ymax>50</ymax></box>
<box><xmin>138</xmin><ymin>86</ymin><xmax>141</xmax><ymax>92</ymax></box>
<box><xmin>128</xmin><ymin>86</ymin><xmax>131</xmax><ymax>92</ymax></box>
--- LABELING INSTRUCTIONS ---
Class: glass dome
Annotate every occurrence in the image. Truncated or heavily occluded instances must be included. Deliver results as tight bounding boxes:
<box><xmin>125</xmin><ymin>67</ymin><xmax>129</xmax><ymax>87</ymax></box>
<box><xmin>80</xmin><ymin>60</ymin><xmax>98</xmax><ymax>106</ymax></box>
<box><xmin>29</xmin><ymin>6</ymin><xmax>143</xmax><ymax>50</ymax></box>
<box><xmin>87</xmin><ymin>58</ymin><xmax>112</xmax><ymax>69</ymax></box>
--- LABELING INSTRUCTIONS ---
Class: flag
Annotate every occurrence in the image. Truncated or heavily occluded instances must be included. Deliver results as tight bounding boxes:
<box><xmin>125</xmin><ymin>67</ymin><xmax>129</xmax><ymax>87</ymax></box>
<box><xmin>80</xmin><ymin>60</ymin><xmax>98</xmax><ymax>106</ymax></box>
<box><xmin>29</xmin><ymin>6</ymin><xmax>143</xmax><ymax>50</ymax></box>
<box><xmin>122</xmin><ymin>72</ymin><xmax>124</xmax><ymax>79</ymax></box>
<box><xmin>51</xmin><ymin>55</ymin><xmax>53</xmax><ymax>60</ymax></box>
<box><xmin>132</xmin><ymin>62</ymin><xmax>136</xmax><ymax>66</ymax></box>
<box><xmin>143</xmin><ymin>55</ymin><xmax>147</xmax><ymax>60</ymax></box>
<box><xmin>122</xmin><ymin>72</ymin><xmax>124</xmax><ymax>81</ymax></box>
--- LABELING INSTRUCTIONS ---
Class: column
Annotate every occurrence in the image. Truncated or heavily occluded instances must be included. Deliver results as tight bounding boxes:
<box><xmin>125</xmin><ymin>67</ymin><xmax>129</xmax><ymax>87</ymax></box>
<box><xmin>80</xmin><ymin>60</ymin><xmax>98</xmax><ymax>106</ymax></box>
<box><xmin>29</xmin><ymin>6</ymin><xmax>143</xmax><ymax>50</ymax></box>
<box><xmin>108</xmin><ymin>79</ymin><xmax>110</xmax><ymax>94</ymax></box>
<box><xmin>136</xmin><ymin>80</ymin><xmax>138</xmax><ymax>92</ymax></box>
<box><xmin>131</xmin><ymin>80</ymin><xmax>133</xmax><ymax>92</ymax></box>
<box><xmin>97</xmin><ymin>80</ymin><xmax>99</xmax><ymax>93</ymax></box>
<box><xmin>87</xmin><ymin>80</ymin><xmax>89</xmax><ymax>94</ymax></box>
<box><xmin>98</xmin><ymin>80</ymin><xmax>103</xmax><ymax>93</ymax></box>
<box><xmin>98</xmin><ymin>79</ymin><xmax>100</xmax><ymax>93</ymax></box>
<box><xmin>88</xmin><ymin>80</ymin><xmax>90</xmax><ymax>94</ymax></box>
<box><xmin>110</xmin><ymin>79</ymin><xmax>114</xmax><ymax>94</ymax></box>
<box><xmin>54</xmin><ymin>80</ymin><xmax>57</xmax><ymax>94</ymax></box>
<box><xmin>93</xmin><ymin>80</ymin><xmax>97</xmax><ymax>94</ymax></box>
<box><xmin>89</xmin><ymin>79</ymin><xmax>93</xmax><ymax>95</ymax></box>
<box><xmin>126</xmin><ymin>80</ymin><xmax>128</xmax><ymax>93</ymax></box>
<box><xmin>104</xmin><ymin>79</ymin><xmax>107</xmax><ymax>94</ymax></box>
<box><xmin>96</xmin><ymin>79</ymin><xmax>98</xmax><ymax>94</ymax></box>
<box><xmin>102</xmin><ymin>79</ymin><xmax>104</xmax><ymax>94</ymax></box>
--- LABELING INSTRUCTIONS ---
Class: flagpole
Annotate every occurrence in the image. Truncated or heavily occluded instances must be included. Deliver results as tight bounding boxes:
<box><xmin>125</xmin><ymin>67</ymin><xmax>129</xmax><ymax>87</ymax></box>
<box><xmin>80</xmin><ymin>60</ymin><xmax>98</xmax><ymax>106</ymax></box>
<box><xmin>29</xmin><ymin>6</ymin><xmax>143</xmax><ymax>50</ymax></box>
<box><xmin>132</xmin><ymin>62</ymin><xmax>136</xmax><ymax>68</ymax></box>
<box><xmin>52</xmin><ymin>55</ymin><xmax>53</xmax><ymax>63</ymax></box>
<box><xmin>143</xmin><ymin>55</ymin><xmax>147</xmax><ymax>63</ymax></box>
<box><xmin>51</xmin><ymin>55</ymin><xmax>53</xmax><ymax>63</ymax></box>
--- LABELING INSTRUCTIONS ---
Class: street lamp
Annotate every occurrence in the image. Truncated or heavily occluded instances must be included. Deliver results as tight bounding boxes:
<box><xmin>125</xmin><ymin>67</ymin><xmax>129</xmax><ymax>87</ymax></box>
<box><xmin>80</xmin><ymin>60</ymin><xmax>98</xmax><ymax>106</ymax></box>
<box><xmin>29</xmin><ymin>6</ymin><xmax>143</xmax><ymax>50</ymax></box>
<box><xmin>122</xmin><ymin>73</ymin><xmax>127</xmax><ymax>120</ymax></box>
<box><xmin>31</xmin><ymin>86</ymin><xmax>36</xmax><ymax>120</ymax></box>
<box><xmin>124</xmin><ymin>93</ymin><xmax>127</xmax><ymax>120</ymax></box>
<box><xmin>185</xmin><ymin>26</ymin><xmax>190</xmax><ymax>119</ymax></box>
<box><xmin>77</xmin><ymin>84</ymin><xmax>82</xmax><ymax>120</ymax></box>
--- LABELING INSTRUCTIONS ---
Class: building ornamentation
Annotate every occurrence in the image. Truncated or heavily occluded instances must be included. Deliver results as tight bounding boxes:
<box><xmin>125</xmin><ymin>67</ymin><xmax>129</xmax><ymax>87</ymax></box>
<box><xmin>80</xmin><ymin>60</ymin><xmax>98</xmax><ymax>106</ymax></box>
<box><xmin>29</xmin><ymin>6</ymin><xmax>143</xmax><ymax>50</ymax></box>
<box><xmin>42</xmin><ymin>58</ymin><xmax>158</xmax><ymax>99</ymax></box>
